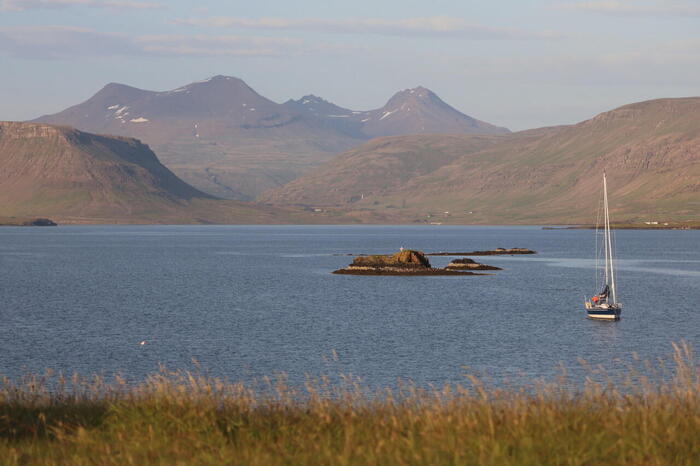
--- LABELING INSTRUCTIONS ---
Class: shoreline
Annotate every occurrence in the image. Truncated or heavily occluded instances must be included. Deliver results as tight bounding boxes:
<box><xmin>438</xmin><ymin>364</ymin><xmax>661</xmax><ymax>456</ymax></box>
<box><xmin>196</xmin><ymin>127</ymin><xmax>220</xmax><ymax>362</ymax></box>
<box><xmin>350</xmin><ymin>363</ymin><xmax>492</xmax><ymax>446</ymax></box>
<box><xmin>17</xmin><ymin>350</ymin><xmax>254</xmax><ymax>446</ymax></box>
<box><xmin>2</xmin><ymin>220</ymin><xmax>698</xmax><ymax>229</ymax></box>
<box><xmin>543</xmin><ymin>223</ymin><xmax>700</xmax><ymax>231</ymax></box>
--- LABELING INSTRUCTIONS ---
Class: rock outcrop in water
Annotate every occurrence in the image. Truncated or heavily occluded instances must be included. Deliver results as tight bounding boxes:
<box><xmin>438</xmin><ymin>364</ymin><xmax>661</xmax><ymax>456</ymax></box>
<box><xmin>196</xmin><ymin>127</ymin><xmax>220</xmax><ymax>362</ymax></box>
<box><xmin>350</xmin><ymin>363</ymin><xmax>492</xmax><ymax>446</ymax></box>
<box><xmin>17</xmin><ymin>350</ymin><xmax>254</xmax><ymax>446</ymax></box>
<box><xmin>427</xmin><ymin>248</ymin><xmax>535</xmax><ymax>256</ymax></box>
<box><xmin>446</xmin><ymin>258</ymin><xmax>502</xmax><ymax>271</ymax></box>
<box><xmin>23</xmin><ymin>218</ymin><xmax>57</xmax><ymax>226</ymax></box>
<box><xmin>0</xmin><ymin>217</ymin><xmax>57</xmax><ymax>226</ymax></box>
<box><xmin>333</xmin><ymin>250</ymin><xmax>491</xmax><ymax>276</ymax></box>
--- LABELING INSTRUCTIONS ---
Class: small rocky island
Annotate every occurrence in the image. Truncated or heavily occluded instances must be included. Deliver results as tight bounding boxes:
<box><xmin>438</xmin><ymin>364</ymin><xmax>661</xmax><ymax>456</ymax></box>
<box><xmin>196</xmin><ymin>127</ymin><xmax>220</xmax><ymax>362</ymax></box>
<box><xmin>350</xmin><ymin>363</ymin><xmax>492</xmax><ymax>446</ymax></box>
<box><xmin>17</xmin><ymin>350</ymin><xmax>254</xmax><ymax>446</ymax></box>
<box><xmin>0</xmin><ymin>217</ymin><xmax>57</xmax><ymax>226</ymax></box>
<box><xmin>427</xmin><ymin>248</ymin><xmax>535</xmax><ymax>256</ymax></box>
<box><xmin>23</xmin><ymin>218</ymin><xmax>58</xmax><ymax>226</ymax></box>
<box><xmin>445</xmin><ymin>258</ymin><xmax>502</xmax><ymax>271</ymax></box>
<box><xmin>333</xmin><ymin>250</ymin><xmax>498</xmax><ymax>276</ymax></box>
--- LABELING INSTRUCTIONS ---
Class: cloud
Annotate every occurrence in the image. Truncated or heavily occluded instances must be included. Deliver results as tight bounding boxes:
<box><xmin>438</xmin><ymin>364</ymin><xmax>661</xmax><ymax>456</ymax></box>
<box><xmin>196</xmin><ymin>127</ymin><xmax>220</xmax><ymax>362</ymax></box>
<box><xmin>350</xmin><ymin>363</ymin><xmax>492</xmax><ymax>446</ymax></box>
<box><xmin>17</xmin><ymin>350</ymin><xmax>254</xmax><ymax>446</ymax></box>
<box><xmin>555</xmin><ymin>1</ymin><xmax>700</xmax><ymax>16</ymax></box>
<box><xmin>170</xmin><ymin>16</ymin><xmax>559</xmax><ymax>40</ymax></box>
<box><xmin>450</xmin><ymin>40</ymin><xmax>700</xmax><ymax>88</ymax></box>
<box><xmin>0</xmin><ymin>0</ymin><xmax>164</xmax><ymax>11</ymax></box>
<box><xmin>136</xmin><ymin>35</ymin><xmax>304</xmax><ymax>57</ymax></box>
<box><xmin>0</xmin><ymin>26</ymin><xmax>142</xmax><ymax>58</ymax></box>
<box><xmin>0</xmin><ymin>26</ymin><xmax>307</xmax><ymax>59</ymax></box>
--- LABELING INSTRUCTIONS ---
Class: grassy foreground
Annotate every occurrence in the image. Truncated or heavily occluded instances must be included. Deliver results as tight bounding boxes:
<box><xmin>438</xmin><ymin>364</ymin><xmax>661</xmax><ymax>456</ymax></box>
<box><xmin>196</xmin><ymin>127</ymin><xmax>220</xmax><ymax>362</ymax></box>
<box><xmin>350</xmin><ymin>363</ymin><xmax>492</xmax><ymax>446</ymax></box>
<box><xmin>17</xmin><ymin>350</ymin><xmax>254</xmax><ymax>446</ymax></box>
<box><xmin>1</xmin><ymin>343</ymin><xmax>698</xmax><ymax>465</ymax></box>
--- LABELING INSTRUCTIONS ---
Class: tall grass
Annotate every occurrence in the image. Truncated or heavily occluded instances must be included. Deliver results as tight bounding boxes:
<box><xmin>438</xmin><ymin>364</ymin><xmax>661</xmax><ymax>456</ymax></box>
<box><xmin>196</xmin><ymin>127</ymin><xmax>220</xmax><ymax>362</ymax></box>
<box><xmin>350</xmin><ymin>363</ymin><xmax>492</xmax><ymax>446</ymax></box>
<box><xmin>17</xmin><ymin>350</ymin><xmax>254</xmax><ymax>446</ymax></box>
<box><xmin>1</xmin><ymin>343</ymin><xmax>698</xmax><ymax>465</ymax></box>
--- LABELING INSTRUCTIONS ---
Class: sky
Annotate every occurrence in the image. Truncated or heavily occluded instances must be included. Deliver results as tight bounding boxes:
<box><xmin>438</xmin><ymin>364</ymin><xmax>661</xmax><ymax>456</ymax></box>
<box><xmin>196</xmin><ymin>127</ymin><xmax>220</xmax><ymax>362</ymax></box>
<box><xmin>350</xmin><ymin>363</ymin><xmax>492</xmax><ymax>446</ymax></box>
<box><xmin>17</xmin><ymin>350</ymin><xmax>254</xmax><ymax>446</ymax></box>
<box><xmin>1</xmin><ymin>0</ymin><xmax>699</xmax><ymax>130</ymax></box>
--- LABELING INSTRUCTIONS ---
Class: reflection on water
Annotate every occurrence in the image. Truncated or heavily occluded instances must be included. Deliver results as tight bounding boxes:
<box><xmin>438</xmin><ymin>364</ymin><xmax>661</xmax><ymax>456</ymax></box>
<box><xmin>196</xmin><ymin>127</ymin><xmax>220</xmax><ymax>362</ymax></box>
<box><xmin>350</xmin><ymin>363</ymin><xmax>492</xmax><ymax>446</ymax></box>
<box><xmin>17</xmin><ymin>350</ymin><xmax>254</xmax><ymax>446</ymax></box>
<box><xmin>617</xmin><ymin>265</ymin><xmax>700</xmax><ymax>277</ymax></box>
<box><xmin>536</xmin><ymin>257</ymin><xmax>700</xmax><ymax>277</ymax></box>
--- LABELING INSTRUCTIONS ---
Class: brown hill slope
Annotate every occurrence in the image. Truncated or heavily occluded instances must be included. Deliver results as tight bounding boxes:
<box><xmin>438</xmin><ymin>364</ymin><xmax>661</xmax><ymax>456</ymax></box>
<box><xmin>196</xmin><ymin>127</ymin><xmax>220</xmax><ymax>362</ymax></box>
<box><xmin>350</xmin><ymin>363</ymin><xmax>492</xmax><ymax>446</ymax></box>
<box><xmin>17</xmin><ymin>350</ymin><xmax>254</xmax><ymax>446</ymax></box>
<box><xmin>262</xmin><ymin>98</ymin><xmax>700</xmax><ymax>223</ymax></box>
<box><xmin>0</xmin><ymin>122</ymin><xmax>322</xmax><ymax>224</ymax></box>
<box><xmin>259</xmin><ymin>134</ymin><xmax>506</xmax><ymax>206</ymax></box>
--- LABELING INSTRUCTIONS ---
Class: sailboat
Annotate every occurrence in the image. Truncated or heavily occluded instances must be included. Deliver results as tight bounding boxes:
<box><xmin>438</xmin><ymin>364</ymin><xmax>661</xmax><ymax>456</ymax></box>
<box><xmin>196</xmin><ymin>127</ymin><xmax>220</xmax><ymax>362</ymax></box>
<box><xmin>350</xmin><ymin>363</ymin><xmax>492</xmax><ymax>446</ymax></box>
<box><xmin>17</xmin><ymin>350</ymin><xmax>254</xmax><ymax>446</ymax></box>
<box><xmin>584</xmin><ymin>172</ymin><xmax>622</xmax><ymax>320</ymax></box>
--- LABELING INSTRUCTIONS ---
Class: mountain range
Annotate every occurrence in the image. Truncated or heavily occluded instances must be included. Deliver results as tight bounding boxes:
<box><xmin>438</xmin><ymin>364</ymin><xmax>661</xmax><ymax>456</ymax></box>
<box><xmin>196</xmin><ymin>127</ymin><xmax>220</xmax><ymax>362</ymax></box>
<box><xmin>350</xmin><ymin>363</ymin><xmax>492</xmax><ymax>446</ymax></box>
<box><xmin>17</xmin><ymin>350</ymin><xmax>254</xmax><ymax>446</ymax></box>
<box><xmin>283</xmin><ymin>87</ymin><xmax>508</xmax><ymax>139</ymax></box>
<box><xmin>7</xmin><ymin>82</ymin><xmax>699</xmax><ymax>225</ymax></box>
<box><xmin>261</xmin><ymin>97</ymin><xmax>700</xmax><ymax>224</ymax></box>
<box><xmin>35</xmin><ymin>76</ymin><xmax>508</xmax><ymax>200</ymax></box>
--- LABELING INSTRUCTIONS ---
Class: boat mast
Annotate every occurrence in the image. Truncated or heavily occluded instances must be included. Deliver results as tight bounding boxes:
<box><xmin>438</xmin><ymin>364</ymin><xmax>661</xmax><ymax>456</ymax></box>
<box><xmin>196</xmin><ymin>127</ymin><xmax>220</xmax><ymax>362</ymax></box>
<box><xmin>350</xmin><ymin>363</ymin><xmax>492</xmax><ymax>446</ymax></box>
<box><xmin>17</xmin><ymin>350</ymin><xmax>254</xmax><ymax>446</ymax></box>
<box><xmin>603</xmin><ymin>172</ymin><xmax>617</xmax><ymax>303</ymax></box>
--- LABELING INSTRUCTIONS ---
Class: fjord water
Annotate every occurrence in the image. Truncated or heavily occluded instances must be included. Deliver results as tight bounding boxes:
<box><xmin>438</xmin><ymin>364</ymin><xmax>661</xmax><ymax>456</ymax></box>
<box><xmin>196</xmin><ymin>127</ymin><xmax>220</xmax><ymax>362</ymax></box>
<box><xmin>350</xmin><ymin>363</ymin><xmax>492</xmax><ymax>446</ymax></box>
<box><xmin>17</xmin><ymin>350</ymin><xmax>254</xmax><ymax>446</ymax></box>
<box><xmin>1</xmin><ymin>225</ymin><xmax>698</xmax><ymax>387</ymax></box>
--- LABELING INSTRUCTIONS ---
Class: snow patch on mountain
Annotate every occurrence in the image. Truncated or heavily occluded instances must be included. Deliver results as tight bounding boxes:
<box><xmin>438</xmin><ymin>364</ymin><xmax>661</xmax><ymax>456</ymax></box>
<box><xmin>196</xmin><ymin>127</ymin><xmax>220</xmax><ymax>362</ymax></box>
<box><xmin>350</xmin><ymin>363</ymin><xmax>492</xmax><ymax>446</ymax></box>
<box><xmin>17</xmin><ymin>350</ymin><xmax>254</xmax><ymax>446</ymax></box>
<box><xmin>379</xmin><ymin>110</ymin><xmax>395</xmax><ymax>121</ymax></box>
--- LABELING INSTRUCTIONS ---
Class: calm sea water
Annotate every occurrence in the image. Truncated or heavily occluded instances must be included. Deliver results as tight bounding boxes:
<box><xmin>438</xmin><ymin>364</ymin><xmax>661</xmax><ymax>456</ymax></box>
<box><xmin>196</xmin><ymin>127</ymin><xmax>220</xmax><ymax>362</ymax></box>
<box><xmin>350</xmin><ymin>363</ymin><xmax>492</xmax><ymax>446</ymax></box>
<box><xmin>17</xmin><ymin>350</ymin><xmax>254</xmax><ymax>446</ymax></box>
<box><xmin>1</xmin><ymin>225</ymin><xmax>698</xmax><ymax>388</ymax></box>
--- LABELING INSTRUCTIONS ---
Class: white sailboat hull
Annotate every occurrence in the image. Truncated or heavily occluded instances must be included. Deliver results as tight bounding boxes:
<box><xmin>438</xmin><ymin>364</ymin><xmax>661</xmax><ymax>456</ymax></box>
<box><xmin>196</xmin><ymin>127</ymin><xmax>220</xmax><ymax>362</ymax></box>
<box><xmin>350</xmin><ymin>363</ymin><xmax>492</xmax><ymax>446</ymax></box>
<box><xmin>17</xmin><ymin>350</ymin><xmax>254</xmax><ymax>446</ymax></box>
<box><xmin>587</xmin><ymin>310</ymin><xmax>621</xmax><ymax>320</ymax></box>
<box><xmin>585</xmin><ymin>301</ymin><xmax>622</xmax><ymax>320</ymax></box>
<box><xmin>587</xmin><ymin>313</ymin><xmax>621</xmax><ymax>321</ymax></box>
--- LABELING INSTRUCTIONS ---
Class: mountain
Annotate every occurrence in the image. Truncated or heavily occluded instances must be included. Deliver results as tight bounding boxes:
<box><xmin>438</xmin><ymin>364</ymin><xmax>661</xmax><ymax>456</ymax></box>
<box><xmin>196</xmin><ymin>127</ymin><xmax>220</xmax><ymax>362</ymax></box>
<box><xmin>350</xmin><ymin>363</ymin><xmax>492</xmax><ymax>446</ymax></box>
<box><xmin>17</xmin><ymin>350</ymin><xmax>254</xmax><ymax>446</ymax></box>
<box><xmin>356</xmin><ymin>87</ymin><xmax>509</xmax><ymax>138</ymax></box>
<box><xmin>35</xmin><ymin>77</ymin><xmax>509</xmax><ymax>200</ymax></box>
<box><xmin>283</xmin><ymin>94</ymin><xmax>356</xmax><ymax>119</ymax></box>
<box><xmin>37</xmin><ymin>76</ymin><xmax>295</xmax><ymax>131</ymax></box>
<box><xmin>284</xmin><ymin>87</ymin><xmax>510</xmax><ymax>139</ymax></box>
<box><xmin>283</xmin><ymin>95</ymin><xmax>365</xmax><ymax>138</ymax></box>
<box><xmin>35</xmin><ymin>76</ymin><xmax>365</xmax><ymax>200</ymax></box>
<box><xmin>0</xmin><ymin>122</ymin><xmax>321</xmax><ymax>224</ymax></box>
<box><xmin>261</xmin><ymin>98</ymin><xmax>700</xmax><ymax>224</ymax></box>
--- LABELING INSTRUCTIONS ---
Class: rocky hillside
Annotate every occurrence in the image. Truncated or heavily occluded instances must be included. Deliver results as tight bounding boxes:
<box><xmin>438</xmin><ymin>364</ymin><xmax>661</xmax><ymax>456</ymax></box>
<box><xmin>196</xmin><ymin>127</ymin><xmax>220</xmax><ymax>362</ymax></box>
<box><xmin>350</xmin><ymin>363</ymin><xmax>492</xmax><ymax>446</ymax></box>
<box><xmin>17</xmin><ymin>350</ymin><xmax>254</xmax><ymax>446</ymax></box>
<box><xmin>35</xmin><ymin>77</ymin><xmax>509</xmax><ymax>200</ymax></box>
<box><xmin>0</xmin><ymin>122</ymin><xmax>318</xmax><ymax>224</ymax></box>
<box><xmin>262</xmin><ymin>98</ymin><xmax>700</xmax><ymax>224</ymax></box>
